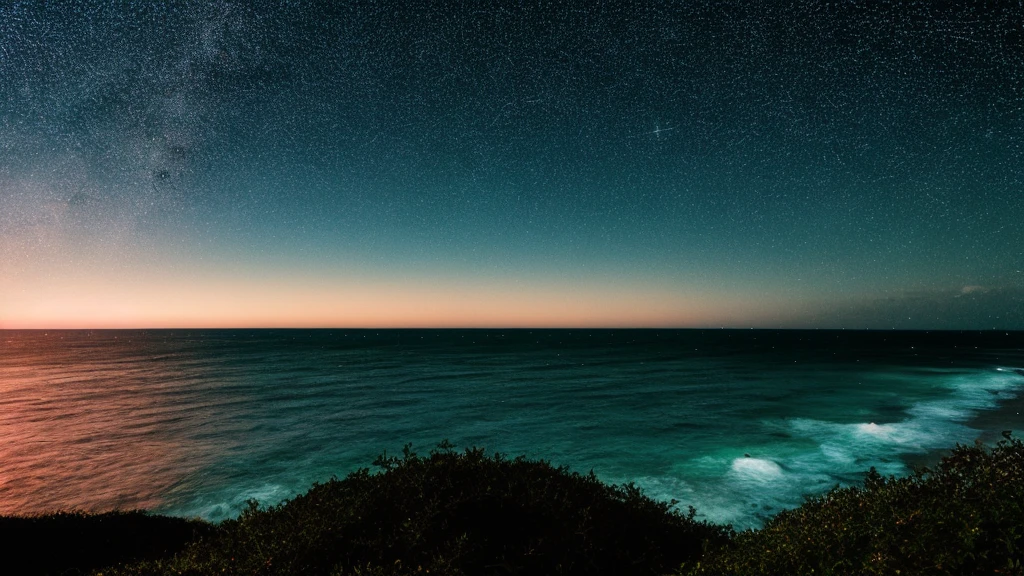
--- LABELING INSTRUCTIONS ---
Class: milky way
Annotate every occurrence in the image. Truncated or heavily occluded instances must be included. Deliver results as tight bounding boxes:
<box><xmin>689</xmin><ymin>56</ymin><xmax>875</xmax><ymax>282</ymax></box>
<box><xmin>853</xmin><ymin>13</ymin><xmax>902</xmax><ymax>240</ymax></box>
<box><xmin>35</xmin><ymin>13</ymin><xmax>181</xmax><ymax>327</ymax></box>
<box><xmin>1</xmin><ymin>1</ymin><xmax>1022</xmax><ymax>328</ymax></box>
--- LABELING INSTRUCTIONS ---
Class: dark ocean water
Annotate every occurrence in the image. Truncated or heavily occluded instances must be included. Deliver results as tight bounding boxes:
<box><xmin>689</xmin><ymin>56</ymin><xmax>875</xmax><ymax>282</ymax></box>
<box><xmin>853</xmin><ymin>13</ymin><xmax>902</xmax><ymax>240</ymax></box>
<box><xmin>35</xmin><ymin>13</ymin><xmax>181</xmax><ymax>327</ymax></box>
<box><xmin>1</xmin><ymin>329</ymin><xmax>1022</xmax><ymax>529</ymax></box>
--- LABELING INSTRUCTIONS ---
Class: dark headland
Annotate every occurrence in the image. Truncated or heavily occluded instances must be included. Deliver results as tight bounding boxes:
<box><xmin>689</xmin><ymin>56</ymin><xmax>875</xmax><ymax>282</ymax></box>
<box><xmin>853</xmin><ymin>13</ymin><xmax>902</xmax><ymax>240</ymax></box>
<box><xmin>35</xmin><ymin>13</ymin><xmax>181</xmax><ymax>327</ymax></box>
<box><xmin>3</xmin><ymin>437</ymin><xmax>1023</xmax><ymax>576</ymax></box>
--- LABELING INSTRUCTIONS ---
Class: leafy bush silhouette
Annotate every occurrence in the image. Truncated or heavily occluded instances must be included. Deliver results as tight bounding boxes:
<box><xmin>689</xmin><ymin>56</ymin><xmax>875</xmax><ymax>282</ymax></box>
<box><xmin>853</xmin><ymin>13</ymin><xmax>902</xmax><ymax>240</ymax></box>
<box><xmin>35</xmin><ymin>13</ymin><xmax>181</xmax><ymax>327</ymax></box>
<box><xmin>103</xmin><ymin>441</ymin><xmax>728</xmax><ymax>576</ymax></box>
<box><xmin>16</xmin><ymin>436</ymin><xmax>1024</xmax><ymax>576</ymax></box>
<box><xmin>685</xmin><ymin>433</ymin><xmax>1024</xmax><ymax>576</ymax></box>
<box><xmin>0</xmin><ymin>510</ymin><xmax>212</xmax><ymax>576</ymax></box>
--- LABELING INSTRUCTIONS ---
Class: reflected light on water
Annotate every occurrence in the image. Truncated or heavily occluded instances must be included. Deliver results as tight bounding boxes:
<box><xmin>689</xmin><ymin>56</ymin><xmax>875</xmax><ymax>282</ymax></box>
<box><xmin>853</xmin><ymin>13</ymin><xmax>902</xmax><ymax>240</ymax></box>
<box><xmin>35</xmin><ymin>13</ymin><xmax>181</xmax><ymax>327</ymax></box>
<box><xmin>0</xmin><ymin>332</ymin><xmax>217</xmax><ymax>515</ymax></box>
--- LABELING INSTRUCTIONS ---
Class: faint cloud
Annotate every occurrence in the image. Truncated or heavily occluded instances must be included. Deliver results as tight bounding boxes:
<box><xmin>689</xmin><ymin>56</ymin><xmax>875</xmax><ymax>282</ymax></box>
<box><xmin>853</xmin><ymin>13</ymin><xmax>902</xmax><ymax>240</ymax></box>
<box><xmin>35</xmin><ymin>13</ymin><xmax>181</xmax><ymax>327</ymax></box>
<box><xmin>959</xmin><ymin>285</ymin><xmax>989</xmax><ymax>296</ymax></box>
<box><xmin>801</xmin><ymin>285</ymin><xmax>1024</xmax><ymax>330</ymax></box>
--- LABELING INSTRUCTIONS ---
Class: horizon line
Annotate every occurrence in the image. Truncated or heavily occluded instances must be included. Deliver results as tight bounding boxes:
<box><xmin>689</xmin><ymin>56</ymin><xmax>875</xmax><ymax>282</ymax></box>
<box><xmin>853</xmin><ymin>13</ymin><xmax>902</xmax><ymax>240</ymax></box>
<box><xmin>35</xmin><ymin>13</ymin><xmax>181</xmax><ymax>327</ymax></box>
<box><xmin>2</xmin><ymin>327</ymin><xmax>1021</xmax><ymax>332</ymax></box>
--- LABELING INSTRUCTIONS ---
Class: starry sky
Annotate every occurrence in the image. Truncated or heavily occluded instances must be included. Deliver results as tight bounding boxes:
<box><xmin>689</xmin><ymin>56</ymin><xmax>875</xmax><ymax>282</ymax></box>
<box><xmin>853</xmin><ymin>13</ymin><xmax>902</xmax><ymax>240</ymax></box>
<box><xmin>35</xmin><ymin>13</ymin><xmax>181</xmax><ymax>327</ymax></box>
<box><xmin>1</xmin><ymin>0</ymin><xmax>1022</xmax><ymax>329</ymax></box>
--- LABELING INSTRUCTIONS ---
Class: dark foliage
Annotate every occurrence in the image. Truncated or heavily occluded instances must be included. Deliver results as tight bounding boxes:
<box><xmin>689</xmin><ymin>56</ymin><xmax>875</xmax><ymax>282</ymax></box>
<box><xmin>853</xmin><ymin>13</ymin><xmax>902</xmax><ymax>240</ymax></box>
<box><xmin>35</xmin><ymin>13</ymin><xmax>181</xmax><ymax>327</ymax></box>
<box><xmin>0</xmin><ymin>510</ymin><xmax>213</xmax><ymax>576</ymax></box>
<box><xmin>686</xmin><ymin>434</ymin><xmax>1024</xmax><ymax>576</ymax></box>
<box><xmin>102</xmin><ymin>442</ymin><xmax>729</xmax><ymax>576</ymax></box>
<box><xmin>17</xmin><ymin>437</ymin><xmax>1024</xmax><ymax>576</ymax></box>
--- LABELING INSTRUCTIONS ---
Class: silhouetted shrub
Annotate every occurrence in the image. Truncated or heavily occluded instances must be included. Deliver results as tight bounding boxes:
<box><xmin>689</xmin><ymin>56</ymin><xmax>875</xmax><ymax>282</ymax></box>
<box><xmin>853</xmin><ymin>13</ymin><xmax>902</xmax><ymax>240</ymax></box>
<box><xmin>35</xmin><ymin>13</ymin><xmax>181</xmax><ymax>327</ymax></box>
<box><xmin>0</xmin><ymin>510</ymin><xmax>212</xmax><ymax>576</ymax></box>
<box><xmin>17</xmin><ymin>436</ymin><xmax>1024</xmax><ymax>576</ymax></box>
<box><xmin>685</xmin><ymin>434</ymin><xmax>1024</xmax><ymax>576</ymax></box>
<box><xmin>103</xmin><ymin>442</ymin><xmax>729</xmax><ymax>575</ymax></box>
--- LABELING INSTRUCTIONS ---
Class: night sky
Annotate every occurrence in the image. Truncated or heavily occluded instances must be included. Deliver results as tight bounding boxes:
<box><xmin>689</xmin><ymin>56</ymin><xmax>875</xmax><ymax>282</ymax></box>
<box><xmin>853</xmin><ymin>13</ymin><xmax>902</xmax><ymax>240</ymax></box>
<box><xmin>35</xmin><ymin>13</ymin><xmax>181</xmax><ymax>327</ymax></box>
<box><xmin>1</xmin><ymin>1</ymin><xmax>1022</xmax><ymax>329</ymax></box>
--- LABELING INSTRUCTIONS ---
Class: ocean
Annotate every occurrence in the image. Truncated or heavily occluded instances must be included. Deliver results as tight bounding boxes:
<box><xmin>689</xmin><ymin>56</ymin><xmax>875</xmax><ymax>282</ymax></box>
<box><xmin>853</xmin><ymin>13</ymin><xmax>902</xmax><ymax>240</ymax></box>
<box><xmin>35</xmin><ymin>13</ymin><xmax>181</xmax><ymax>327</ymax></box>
<box><xmin>1</xmin><ymin>329</ymin><xmax>1022</xmax><ymax>530</ymax></box>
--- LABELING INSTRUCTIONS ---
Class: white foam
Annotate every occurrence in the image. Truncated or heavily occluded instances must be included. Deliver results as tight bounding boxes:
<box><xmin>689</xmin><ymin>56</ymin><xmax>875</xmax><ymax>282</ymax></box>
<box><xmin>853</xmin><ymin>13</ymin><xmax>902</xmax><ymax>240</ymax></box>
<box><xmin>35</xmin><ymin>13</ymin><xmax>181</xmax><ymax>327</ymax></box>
<box><xmin>730</xmin><ymin>457</ymin><xmax>783</xmax><ymax>481</ymax></box>
<box><xmin>906</xmin><ymin>403</ymin><xmax>969</xmax><ymax>421</ymax></box>
<box><xmin>649</xmin><ymin>367</ymin><xmax>1024</xmax><ymax>531</ymax></box>
<box><xmin>852</xmin><ymin>421</ymin><xmax>931</xmax><ymax>447</ymax></box>
<box><xmin>177</xmin><ymin>482</ymin><xmax>296</xmax><ymax>522</ymax></box>
<box><xmin>819</xmin><ymin>443</ymin><xmax>855</xmax><ymax>464</ymax></box>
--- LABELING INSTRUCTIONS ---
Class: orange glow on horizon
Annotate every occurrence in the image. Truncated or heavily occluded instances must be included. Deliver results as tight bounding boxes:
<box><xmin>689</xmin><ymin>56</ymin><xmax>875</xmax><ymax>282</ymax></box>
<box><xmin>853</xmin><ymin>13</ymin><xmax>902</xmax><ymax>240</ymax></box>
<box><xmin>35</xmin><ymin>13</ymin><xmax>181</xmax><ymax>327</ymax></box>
<box><xmin>0</xmin><ymin>270</ymin><xmax>788</xmax><ymax>329</ymax></box>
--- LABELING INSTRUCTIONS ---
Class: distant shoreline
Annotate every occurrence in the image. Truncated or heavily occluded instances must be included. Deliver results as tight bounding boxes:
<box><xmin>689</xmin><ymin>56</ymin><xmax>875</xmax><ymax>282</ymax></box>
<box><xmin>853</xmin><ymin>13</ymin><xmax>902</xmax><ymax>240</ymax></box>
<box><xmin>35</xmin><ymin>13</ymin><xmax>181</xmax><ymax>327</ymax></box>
<box><xmin>966</xmin><ymin>376</ymin><xmax>1024</xmax><ymax>443</ymax></box>
<box><xmin>900</xmin><ymin>369</ymin><xmax>1024</xmax><ymax>471</ymax></box>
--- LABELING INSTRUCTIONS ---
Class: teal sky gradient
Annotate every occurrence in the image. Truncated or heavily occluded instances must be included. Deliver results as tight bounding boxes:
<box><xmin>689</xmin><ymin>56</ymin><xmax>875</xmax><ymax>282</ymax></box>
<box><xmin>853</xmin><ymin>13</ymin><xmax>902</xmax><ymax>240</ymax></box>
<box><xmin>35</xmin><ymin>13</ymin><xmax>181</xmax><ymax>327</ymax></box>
<box><xmin>1</xmin><ymin>1</ymin><xmax>1022</xmax><ymax>328</ymax></box>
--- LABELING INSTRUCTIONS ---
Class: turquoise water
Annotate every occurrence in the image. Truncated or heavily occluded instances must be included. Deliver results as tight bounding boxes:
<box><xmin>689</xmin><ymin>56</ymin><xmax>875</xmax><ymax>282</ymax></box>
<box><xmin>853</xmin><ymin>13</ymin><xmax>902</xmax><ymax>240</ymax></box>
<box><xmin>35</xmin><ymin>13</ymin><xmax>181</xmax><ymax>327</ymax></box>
<box><xmin>1</xmin><ymin>329</ymin><xmax>1022</xmax><ymax>529</ymax></box>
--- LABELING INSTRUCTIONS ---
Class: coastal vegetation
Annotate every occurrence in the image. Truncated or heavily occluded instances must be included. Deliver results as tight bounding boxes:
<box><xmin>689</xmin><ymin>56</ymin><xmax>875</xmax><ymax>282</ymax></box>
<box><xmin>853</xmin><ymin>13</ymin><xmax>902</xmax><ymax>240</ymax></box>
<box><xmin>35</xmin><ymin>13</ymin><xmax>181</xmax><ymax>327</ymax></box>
<box><xmin>686</xmin><ymin>433</ymin><xmax>1024</xmax><ymax>575</ymax></box>
<box><xmin>0</xmin><ymin>511</ymin><xmax>212</xmax><ymax>576</ymax></box>
<box><xmin>7</xmin><ymin>437</ymin><xmax>1023</xmax><ymax>575</ymax></box>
